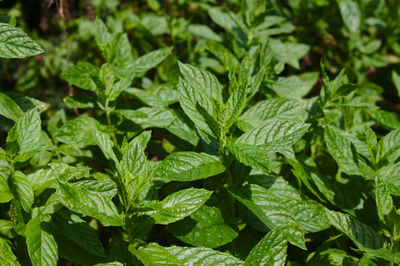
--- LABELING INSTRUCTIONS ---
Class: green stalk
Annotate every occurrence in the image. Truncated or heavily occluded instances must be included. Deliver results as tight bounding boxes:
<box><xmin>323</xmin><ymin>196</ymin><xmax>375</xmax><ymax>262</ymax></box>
<box><xmin>105</xmin><ymin>99</ymin><xmax>121</xmax><ymax>152</ymax></box>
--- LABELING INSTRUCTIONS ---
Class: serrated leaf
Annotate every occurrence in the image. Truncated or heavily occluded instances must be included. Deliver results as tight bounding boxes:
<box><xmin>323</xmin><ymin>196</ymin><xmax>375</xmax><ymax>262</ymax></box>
<box><xmin>375</xmin><ymin>177</ymin><xmax>393</xmax><ymax>220</ymax></box>
<box><xmin>11</xmin><ymin>171</ymin><xmax>34</xmax><ymax>212</ymax></box>
<box><xmin>140</xmin><ymin>188</ymin><xmax>212</xmax><ymax>225</ymax></box>
<box><xmin>93</xmin><ymin>129</ymin><xmax>118</xmax><ymax>164</ymax></box>
<box><xmin>267</xmin><ymin>72</ymin><xmax>319</xmax><ymax>99</ymax></box>
<box><xmin>116</xmin><ymin>108</ymin><xmax>175</xmax><ymax>129</ymax></box>
<box><xmin>369</xmin><ymin>109</ymin><xmax>400</xmax><ymax>130</ymax></box>
<box><xmin>133</xmin><ymin>243</ymin><xmax>244</xmax><ymax>266</ymax></box>
<box><xmin>324</xmin><ymin>126</ymin><xmax>361</xmax><ymax>176</ymax></box>
<box><xmin>0</xmin><ymin>237</ymin><xmax>20</xmax><ymax>266</ymax></box>
<box><xmin>307</xmin><ymin>248</ymin><xmax>358</xmax><ymax>265</ymax></box>
<box><xmin>231</xmin><ymin>121</ymin><xmax>309</xmax><ymax>170</ymax></box>
<box><xmin>230</xmin><ymin>178</ymin><xmax>329</xmax><ymax>249</ymax></box>
<box><xmin>61</xmin><ymin>62</ymin><xmax>99</xmax><ymax>91</ymax></box>
<box><xmin>123</xmin><ymin>87</ymin><xmax>166</xmax><ymax>108</ymax></box>
<box><xmin>0</xmin><ymin>92</ymin><xmax>23</xmax><ymax>121</ymax></box>
<box><xmin>0</xmin><ymin>175</ymin><xmax>13</xmax><ymax>203</ymax></box>
<box><xmin>236</xmin><ymin>120</ymin><xmax>310</xmax><ymax>147</ymax></box>
<box><xmin>269</xmin><ymin>39</ymin><xmax>309</xmax><ymax>69</ymax></box>
<box><xmin>117</xmin><ymin>47</ymin><xmax>172</xmax><ymax>79</ymax></box>
<box><xmin>130</xmin><ymin>243</ymin><xmax>180</xmax><ymax>265</ymax></box>
<box><xmin>53</xmin><ymin>212</ymin><xmax>105</xmax><ymax>257</ymax></box>
<box><xmin>54</xmin><ymin>116</ymin><xmax>106</xmax><ymax>146</ymax></box>
<box><xmin>205</xmin><ymin>41</ymin><xmax>239</xmax><ymax>73</ymax></box>
<box><xmin>6</xmin><ymin>108</ymin><xmax>43</xmax><ymax>162</ymax></box>
<box><xmin>244</xmin><ymin>227</ymin><xmax>287</xmax><ymax>266</ymax></box>
<box><xmin>237</xmin><ymin>98</ymin><xmax>305</xmax><ymax>131</ymax></box>
<box><xmin>120</xmin><ymin>131</ymin><xmax>151</xmax><ymax>202</ymax></box>
<box><xmin>53</xmin><ymin>233</ymin><xmax>106</xmax><ymax>265</ymax></box>
<box><xmin>177</xmin><ymin>78</ymin><xmax>218</xmax><ymax>139</ymax></box>
<box><xmin>166</xmin><ymin>110</ymin><xmax>199</xmax><ymax>145</ymax></box>
<box><xmin>326</xmin><ymin>210</ymin><xmax>384</xmax><ymax>250</ymax></box>
<box><xmin>121</xmin><ymin>131</ymin><xmax>151</xmax><ymax>178</ymax></box>
<box><xmin>94</xmin><ymin>18</ymin><xmax>112</xmax><ymax>47</ymax></box>
<box><xmin>64</xmin><ymin>95</ymin><xmax>95</xmax><ymax>109</ymax></box>
<box><xmin>380</xmin><ymin>128</ymin><xmax>400</xmax><ymax>164</ymax></box>
<box><xmin>167</xmin><ymin>246</ymin><xmax>244</xmax><ymax>265</ymax></box>
<box><xmin>57</xmin><ymin>180</ymin><xmax>122</xmax><ymax>226</ymax></box>
<box><xmin>0</xmin><ymin>23</ymin><xmax>43</xmax><ymax>58</ymax></box>
<box><xmin>178</xmin><ymin>61</ymin><xmax>223</xmax><ymax>102</ymax></box>
<box><xmin>155</xmin><ymin>152</ymin><xmax>225</xmax><ymax>182</ymax></box>
<box><xmin>166</xmin><ymin>205</ymin><xmax>237</xmax><ymax>248</ymax></box>
<box><xmin>25</xmin><ymin>218</ymin><xmax>58</xmax><ymax>266</ymax></box>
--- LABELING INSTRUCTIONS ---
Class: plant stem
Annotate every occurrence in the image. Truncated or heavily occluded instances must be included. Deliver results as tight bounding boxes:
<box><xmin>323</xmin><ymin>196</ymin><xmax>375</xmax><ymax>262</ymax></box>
<box><xmin>105</xmin><ymin>99</ymin><xmax>121</xmax><ymax>152</ymax></box>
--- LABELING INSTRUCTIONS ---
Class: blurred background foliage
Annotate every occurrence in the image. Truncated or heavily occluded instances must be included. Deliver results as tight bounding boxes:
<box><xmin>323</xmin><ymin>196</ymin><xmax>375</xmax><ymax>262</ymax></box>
<box><xmin>1</xmin><ymin>0</ymin><xmax>399</xmax><ymax>106</ymax></box>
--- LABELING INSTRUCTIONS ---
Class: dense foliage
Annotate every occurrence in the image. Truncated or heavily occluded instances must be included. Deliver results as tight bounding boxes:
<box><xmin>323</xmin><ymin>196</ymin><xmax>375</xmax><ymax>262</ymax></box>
<box><xmin>1</xmin><ymin>0</ymin><xmax>400</xmax><ymax>265</ymax></box>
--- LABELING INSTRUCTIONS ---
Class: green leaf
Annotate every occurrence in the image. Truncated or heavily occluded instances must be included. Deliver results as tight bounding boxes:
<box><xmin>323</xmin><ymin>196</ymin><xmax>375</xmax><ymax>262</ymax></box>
<box><xmin>392</xmin><ymin>71</ymin><xmax>400</xmax><ymax>98</ymax></box>
<box><xmin>121</xmin><ymin>131</ymin><xmax>151</xmax><ymax>178</ymax></box>
<box><xmin>64</xmin><ymin>95</ymin><xmax>95</xmax><ymax>109</ymax></box>
<box><xmin>131</xmin><ymin>243</ymin><xmax>180</xmax><ymax>265</ymax></box>
<box><xmin>0</xmin><ymin>23</ymin><xmax>44</xmax><ymax>58</ymax></box>
<box><xmin>11</xmin><ymin>171</ymin><xmax>34</xmax><ymax>212</ymax></box>
<box><xmin>240</xmin><ymin>174</ymin><xmax>330</xmax><ymax>232</ymax></box>
<box><xmin>117</xmin><ymin>47</ymin><xmax>172</xmax><ymax>79</ymax></box>
<box><xmin>177</xmin><ymin>78</ymin><xmax>218</xmax><ymax>139</ymax></box>
<box><xmin>53</xmin><ymin>211</ymin><xmax>105</xmax><ymax>257</ymax></box>
<box><xmin>324</xmin><ymin>126</ymin><xmax>361</xmax><ymax>176</ymax></box>
<box><xmin>123</xmin><ymin>87</ymin><xmax>166</xmax><ymax>108</ymax></box>
<box><xmin>0</xmin><ymin>220</ymin><xmax>14</xmax><ymax>238</ymax></box>
<box><xmin>237</xmin><ymin>98</ymin><xmax>305</xmax><ymax>131</ymax></box>
<box><xmin>0</xmin><ymin>237</ymin><xmax>20</xmax><ymax>266</ymax></box>
<box><xmin>93</xmin><ymin>129</ymin><xmax>118</xmax><ymax>164</ymax></box>
<box><xmin>120</xmin><ymin>131</ymin><xmax>151</xmax><ymax>202</ymax></box>
<box><xmin>269</xmin><ymin>39</ymin><xmax>309</xmax><ymax>69</ymax></box>
<box><xmin>140</xmin><ymin>188</ymin><xmax>212</xmax><ymax>225</ymax></box>
<box><xmin>178</xmin><ymin>61</ymin><xmax>223</xmax><ymax>102</ymax></box>
<box><xmin>61</xmin><ymin>62</ymin><xmax>100</xmax><ymax>91</ymax></box>
<box><xmin>188</xmin><ymin>24</ymin><xmax>222</xmax><ymax>42</ymax></box>
<box><xmin>225</xmin><ymin>83</ymin><xmax>248</xmax><ymax>130</ymax></box>
<box><xmin>0</xmin><ymin>92</ymin><xmax>23</xmax><ymax>121</ymax></box>
<box><xmin>230</xmin><ymin>121</ymin><xmax>309</xmax><ymax>170</ymax></box>
<box><xmin>379</xmin><ymin>164</ymin><xmax>400</xmax><ymax>196</ymax></box>
<box><xmin>375</xmin><ymin>177</ymin><xmax>393</xmax><ymax>220</ymax></box>
<box><xmin>25</xmin><ymin>218</ymin><xmax>58</xmax><ymax>266</ymax></box>
<box><xmin>207</xmin><ymin>7</ymin><xmax>247</xmax><ymax>46</ymax></box>
<box><xmin>307</xmin><ymin>248</ymin><xmax>358</xmax><ymax>265</ymax></box>
<box><xmin>267</xmin><ymin>72</ymin><xmax>319</xmax><ymax>99</ymax></box>
<box><xmin>155</xmin><ymin>152</ymin><xmax>225</xmax><ymax>182</ymax></box>
<box><xmin>133</xmin><ymin>243</ymin><xmax>244</xmax><ymax>265</ymax></box>
<box><xmin>337</xmin><ymin>0</ymin><xmax>361</xmax><ymax>33</ymax></box>
<box><xmin>57</xmin><ymin>180</ymin><xmax>122</xmax><ymax>226</ymax></box>
<box><xmin>380</xmin><ymin>128</ymin><xmax>400</xmax><ymax>164</ymax></box>
<box><xmin>94</xmin><ymin>18</ymin><xmax>112</xmax><ymax>47</ymax></box>
<box><xmin>0</xmin><ymin>175</ymin><xmax>13</xmax><ymax>203</ymax></box>
<box><xmin>54</xmin><ymin>116</ymin><xmax>107</xmax><ymax>146</ymax></box>
<box><xmin>166</xmin><ymin>205</ymin><xmax>237</xmax><ymax>248</ymax></box>
<box><xmin>244</xmin><ymin>227</ymin><xmax>287</xmax><ymax>266</ymax></box>
<box><xmin>6</xmin><ymin>108</ymin><xmax>43</xmax><ymax>162</ymax></box>
<box><xmin>236</xmin><ymin>120</ymin><xmax>310</xmax><ymax>147</ymax></box>
<box><xmin>167</xmin><ymin>246</ymin><xmax>244</xmax><ymax>265</ymax></box>
<box><xmin>205</xmin><ymin>41</ymin><xmax>239</xmax><ymax>73</ymax></box>
<box><xmin>116</xmin><ymin>108</ymin><xmax>175</xmax><ymax>129</ymax></box>
<box><xmin>369</xmin><ymin>109</ymin><xmax>400</xmax><ymax>130</ymax></box>
<box><xmin>166</xmin><ymin>110</ymin><xmax>199</xmax><ymax>146</ymax></box>
<box><xmin>326</xmin><ymin>210</ymin><xmax>384</xmax><ymax>250</ymax></box>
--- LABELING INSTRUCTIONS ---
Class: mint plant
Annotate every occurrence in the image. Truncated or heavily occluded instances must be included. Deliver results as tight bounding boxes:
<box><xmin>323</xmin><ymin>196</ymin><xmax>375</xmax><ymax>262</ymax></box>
<box><xmin>1</xmin><ymin>1</ymin><xmax>400</xmax><ymax>265</ymax></box>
